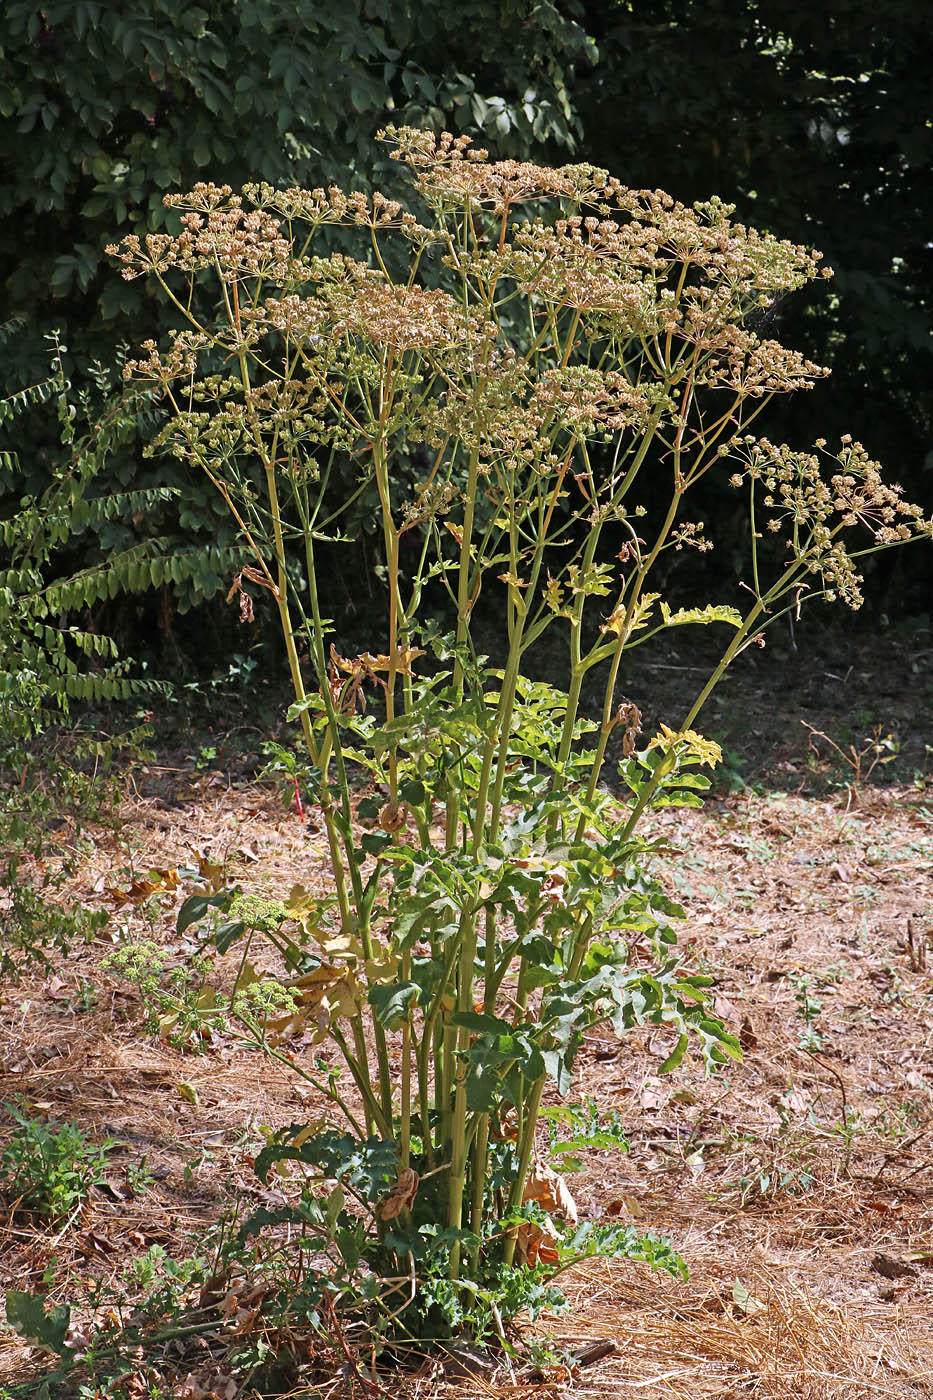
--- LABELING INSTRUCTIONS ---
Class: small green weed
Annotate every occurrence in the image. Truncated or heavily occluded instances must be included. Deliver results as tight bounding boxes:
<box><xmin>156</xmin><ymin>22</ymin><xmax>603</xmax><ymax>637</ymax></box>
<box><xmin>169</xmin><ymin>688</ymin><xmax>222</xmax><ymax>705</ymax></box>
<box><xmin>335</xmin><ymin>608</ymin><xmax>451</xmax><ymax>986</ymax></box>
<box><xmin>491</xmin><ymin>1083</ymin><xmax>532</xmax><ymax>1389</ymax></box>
<box><xmin>793</xmin><ymin>974</ymin><xmax>824</xmax><ymax>1051</ymax></box>
<box><xmin>713</xmin><ymin>746</ymin><xmax>749</xmax><ymax>794</ymax></box>
<box><xmin>0</xmin><ymin>1104</ymin><xmax>115</xmax><ymax>1220</ymax></box>
<box><xmin>0</xmin><ymin>879</ymin><xmax>109</xmax><ymax>979</ymax></box>
<box><xmin>126</xmin><ymin>1156</ymin><xmax>155</xmax><ymax>1198</ymax></box>
<box><xmin>802</xmin><ymin>720</ymin><xmax>900</xmax><ymax>803</ymax></box>
<box><xmin>189</xmin><ymin>743</ymin><xmax>218</xmax><ymax>771</ymax></box>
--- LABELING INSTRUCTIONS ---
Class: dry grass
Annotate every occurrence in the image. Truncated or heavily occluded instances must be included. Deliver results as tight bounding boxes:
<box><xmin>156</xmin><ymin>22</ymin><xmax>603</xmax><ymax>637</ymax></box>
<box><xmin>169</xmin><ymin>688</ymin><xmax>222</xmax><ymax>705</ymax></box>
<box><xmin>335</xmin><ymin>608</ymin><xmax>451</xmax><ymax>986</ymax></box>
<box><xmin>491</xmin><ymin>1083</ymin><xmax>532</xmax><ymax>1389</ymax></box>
<box><xmin>1</xmin><ymin>756</ymin><xmax>931</xmax><ymax>1397</ymax></box>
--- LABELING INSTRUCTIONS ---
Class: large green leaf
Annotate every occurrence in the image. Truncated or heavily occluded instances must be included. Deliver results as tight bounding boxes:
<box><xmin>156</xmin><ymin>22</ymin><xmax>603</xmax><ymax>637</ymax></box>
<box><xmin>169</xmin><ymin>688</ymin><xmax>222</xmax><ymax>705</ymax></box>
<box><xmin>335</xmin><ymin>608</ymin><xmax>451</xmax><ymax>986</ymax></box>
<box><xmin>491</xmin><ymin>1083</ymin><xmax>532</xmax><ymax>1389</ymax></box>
<box><xmin>369</xmin><ymin>979</ymin><xmax>421</xmax><ymax>1029</ymax></box>
<box><xmin>5</xmin><ymin>1290</ymin><xmax>73</xmax><ymax>1359</ymax></box>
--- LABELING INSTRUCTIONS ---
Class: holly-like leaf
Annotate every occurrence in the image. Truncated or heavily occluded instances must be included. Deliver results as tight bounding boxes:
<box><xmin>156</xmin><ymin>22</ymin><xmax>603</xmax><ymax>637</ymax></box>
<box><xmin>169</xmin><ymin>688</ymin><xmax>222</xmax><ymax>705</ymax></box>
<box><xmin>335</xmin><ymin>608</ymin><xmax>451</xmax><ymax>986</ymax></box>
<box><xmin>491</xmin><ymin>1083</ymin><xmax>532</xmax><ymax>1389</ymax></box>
<box><xmin>176</xmin><ymin>890</ymin><xmax>232</xmax><ymax>936</ymax></box>
<box><xmin>5</xmin><ymin>1291</ymin><xmax>72</xmax><ymax>1359</ymax></box>
<box><xmin>369</xmin><ymin>980</ymin><xmax>420</xmax><ymax>1029</ymax></box>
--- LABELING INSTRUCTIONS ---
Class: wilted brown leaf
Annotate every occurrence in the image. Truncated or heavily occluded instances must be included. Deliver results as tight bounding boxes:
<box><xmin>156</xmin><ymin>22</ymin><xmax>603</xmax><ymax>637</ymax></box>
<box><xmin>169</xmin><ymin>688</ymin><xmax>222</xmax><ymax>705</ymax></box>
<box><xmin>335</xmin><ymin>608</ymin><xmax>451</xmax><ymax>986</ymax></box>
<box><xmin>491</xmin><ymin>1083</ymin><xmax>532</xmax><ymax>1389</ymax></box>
<box><xmin>379</xmin><ymin>1167</ymin><xmax>420</xmax><ymax>1220</ymax></box>
<box><xmin>194</xmin><ymin>852</ymin><xmax>225</xmax><ymax>891</ymax></box>
<box><xmin>514</xmin><ymin>1220</ymin><xmax>560</xmax><ymax>1267</ymax></box>
<box><xmin>106</xmin><ymin>867</ymin><xmax>180</xmax><ymax>906</ymax></box>
<box><xmin>522</xmin><ymin>1162</ymin><xmax>578</xmax><ymax>1225</ymax></box>
<box><xmin>605</xmin><ymin>1194</ymin><xmax>646</xmax><ymax>1220</ymax></box>
<box><xmin>378</xmin><ymin>801</ymin><xmax>408</xmax><ymax>834</ymax></box>
<box><xmin>739</xmin><ymin>1015</ymin><xmax>758</xmax><ymax>1052</ymax></box>
<box><xmin>176</xmin><ymin>1368</ymin><xmax>238</xmax><ymax>1400</ymax></box>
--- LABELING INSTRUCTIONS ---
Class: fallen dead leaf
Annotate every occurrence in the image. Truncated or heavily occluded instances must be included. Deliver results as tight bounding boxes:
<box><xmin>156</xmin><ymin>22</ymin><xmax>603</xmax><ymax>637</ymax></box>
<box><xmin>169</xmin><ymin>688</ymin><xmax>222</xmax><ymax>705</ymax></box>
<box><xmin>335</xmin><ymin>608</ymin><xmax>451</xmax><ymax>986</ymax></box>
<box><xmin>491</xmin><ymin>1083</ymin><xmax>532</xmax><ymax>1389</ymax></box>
<box><xmin>870</xmin><ymin>1254</ymin><xmax>918</xmax><ymax>1281</ymax></box>
<box><xmin>732</xmin><ymin>1280</ymin><xmax>768</xmax><ymax>1316</ymax></box>
<box><xmin>739</xmin><ymin>1015</ymin><xmax>758</xmax><ymax>1051</ymax></box>
<box><xmin>514</xmin><ymin>1219</ymin><xmax>560</xmax><ymax>1267</ymax></box>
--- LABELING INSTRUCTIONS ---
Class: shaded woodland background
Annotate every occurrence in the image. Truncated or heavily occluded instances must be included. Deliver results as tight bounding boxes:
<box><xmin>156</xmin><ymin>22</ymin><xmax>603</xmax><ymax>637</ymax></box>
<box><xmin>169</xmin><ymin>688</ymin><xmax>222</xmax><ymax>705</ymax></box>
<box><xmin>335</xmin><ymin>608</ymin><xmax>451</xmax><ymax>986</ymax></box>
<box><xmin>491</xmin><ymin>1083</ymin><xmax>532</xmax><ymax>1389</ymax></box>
<box><xmin>2</xmin><ymin>0</ymin><xmax>930</xmax><ymax>670</ymax></box>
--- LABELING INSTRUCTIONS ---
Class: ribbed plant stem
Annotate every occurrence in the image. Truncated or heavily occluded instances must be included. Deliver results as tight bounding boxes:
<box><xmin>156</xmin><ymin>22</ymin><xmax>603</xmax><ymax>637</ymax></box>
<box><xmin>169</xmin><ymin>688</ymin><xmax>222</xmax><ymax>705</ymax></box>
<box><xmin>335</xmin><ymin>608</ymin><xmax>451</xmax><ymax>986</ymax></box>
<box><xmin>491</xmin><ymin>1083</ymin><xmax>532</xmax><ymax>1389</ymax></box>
<box><xmin>446</xmin><ymin>910</ymin><xmax>478</xmax><ymax>1280</ymax></box>
<box><xmin>469</xmin><ymin>1111</ymin><xmax>490</xmax><ymax>1267</ymax></box>
<box><xmin>501</xmin><ymin>1074</ymin><xmax>546</xmax><ymax>1267</ymax></box>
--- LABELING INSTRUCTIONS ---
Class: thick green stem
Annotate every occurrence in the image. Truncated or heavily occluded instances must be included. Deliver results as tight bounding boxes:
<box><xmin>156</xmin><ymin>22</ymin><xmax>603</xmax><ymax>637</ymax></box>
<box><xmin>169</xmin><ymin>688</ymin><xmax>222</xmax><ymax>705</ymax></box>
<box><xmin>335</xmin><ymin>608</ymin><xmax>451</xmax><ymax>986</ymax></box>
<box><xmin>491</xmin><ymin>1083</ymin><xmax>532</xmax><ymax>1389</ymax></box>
<box><xmin>439</xmin><ymin>1010</ymin><xmax>457</xmax><ymax>1156</ymax></box>
<box><xmin>300</xmin><ymin>530</ymin><xmax>365</xmax><ymax>923</ymax></box>
<box><xmin>445</xmin><ymin>450</ymin><xmax>481</xmax><ymax>850</ymax></box>
<box><xmin>331</xmin><ymin>1024</ymin><xmax>391</xmax><ymax>1140</ymax></box>
<box><xmin>303</xmin><ymin>527</ymin><xmax>396</xmax><ymax>1130</ymax></box>
<box><xmin>469</xmin><ymin>1111</ymin><xmax>490</xmax><ymax>1268</ymax></box>
<box><xmin>373</xmin><ymin>438</ymin><xmax>404</xmax><ymax>802</ymax></box>
<box><xmin>501</xmin><ymin>1073</ymin><xmax>547</xmax><ymax>1267</ymax></box>
<box><xmin>446</xmin><ymin>908</ymin><xmax>478</xmax><ymax>1278</ymax></box>
<box><xmin>445</xmin><ymin>586</ymin><xmax>530</xmax><ymax>1278</ymax></box>
<box><xmin>416</xmin><ymin>1029</ymin><xmax>435</xmax><ymax>1169</ymax></box>
<box><xmin>400</xmin><ymin>950</ymin><xmax>412</xmax><ymax>1169</ymax></box>
<box><xmin>554</xmin><ymin>515</ymin><xmax>607</xmax><ymax>773</ymax></box>
<box><xmin>417</xmin><ymin>931</ymin><xmax>464</xmax><ymax>1162</ymax></box>
<box><xmin>264</xmin><ymin>464</ymin><xmax>355</xmax><ymax>931</ymax></box>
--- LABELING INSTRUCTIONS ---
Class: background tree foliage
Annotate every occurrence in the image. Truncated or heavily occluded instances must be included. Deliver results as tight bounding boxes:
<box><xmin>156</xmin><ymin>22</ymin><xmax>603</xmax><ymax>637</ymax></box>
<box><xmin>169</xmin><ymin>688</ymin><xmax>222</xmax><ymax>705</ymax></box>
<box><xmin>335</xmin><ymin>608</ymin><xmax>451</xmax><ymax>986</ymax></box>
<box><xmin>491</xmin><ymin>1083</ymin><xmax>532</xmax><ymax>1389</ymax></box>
<box><xmin>576</xmin><ymin>1</ymin><xmax>932</xmax><ymax>537</ymax></box>
<box><xmin>1</xmin><ymin>0</ymin><xmax>591</xmax><ymax>355</ymax></box>
<box><xmin>1</xmin><ymin>0</ymin><xmax>928</xmax><ymax>647</ymax></box>
<box><xmin>0</xmin><ymin>0</ymin><xmax>594</xmax><ymax>639</ymax></box>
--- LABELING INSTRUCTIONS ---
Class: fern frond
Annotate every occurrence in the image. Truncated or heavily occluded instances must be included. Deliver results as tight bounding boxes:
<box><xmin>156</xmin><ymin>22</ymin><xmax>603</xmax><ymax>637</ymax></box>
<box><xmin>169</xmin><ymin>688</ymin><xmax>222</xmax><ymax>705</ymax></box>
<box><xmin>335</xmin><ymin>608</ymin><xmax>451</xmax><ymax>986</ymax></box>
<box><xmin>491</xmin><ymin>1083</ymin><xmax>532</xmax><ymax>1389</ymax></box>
<box><xmin>0</xmin><ymin>315</ymin><xmax>26</xmax><ymax>347</ymax></box>
<box><xmin>0</xmin><ymin>375</ymin><xmax>60</xmax><ymax>426</ymax></box>
<box><xmin>45</xmin><ymin>542</ymin><xmax>246</xmax><ymax>611</ymax></box>
<box><xmin>75</xmin><ymin>485</ymin><xmax>180</xmax><ymax>528</ymax></box>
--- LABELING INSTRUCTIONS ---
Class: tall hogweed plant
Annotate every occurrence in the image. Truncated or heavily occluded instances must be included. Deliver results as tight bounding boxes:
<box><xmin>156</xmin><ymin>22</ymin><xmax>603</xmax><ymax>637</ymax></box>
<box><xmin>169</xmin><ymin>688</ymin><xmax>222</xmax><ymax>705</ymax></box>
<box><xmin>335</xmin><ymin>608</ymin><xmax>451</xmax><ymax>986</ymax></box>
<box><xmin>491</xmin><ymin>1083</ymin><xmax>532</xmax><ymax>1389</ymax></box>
<box><xmin>109</xmin><ymin>129</ymin><xmax>931</xmax><ymax>1346</ymax></box>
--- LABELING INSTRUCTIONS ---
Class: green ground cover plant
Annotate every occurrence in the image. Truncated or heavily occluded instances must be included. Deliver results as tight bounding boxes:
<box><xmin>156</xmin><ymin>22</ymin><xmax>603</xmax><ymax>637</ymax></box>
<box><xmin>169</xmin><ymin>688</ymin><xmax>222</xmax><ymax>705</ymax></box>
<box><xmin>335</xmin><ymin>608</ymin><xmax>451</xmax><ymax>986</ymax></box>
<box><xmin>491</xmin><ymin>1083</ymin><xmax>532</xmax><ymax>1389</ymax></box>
<box><xmin>0</xmin><ymin>1104</ymin><xmax>115</xmax><ymax>1222</ymax></box>
<box><xmin>97</xmin><ymin>127</ymin><xmax>931</xmax><ymax>1365</ymax></box>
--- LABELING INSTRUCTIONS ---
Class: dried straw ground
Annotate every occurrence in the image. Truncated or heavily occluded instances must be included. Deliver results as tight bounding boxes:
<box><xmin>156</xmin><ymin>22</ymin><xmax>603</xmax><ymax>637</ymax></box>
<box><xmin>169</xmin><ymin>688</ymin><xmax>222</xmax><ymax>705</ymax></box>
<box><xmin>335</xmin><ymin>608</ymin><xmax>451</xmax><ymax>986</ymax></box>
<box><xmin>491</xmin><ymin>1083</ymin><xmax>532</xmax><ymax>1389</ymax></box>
<box><xmin>1</xmin><ymin>732</ymin><xmax>931</xmax><ymax>1398</ymax></box>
